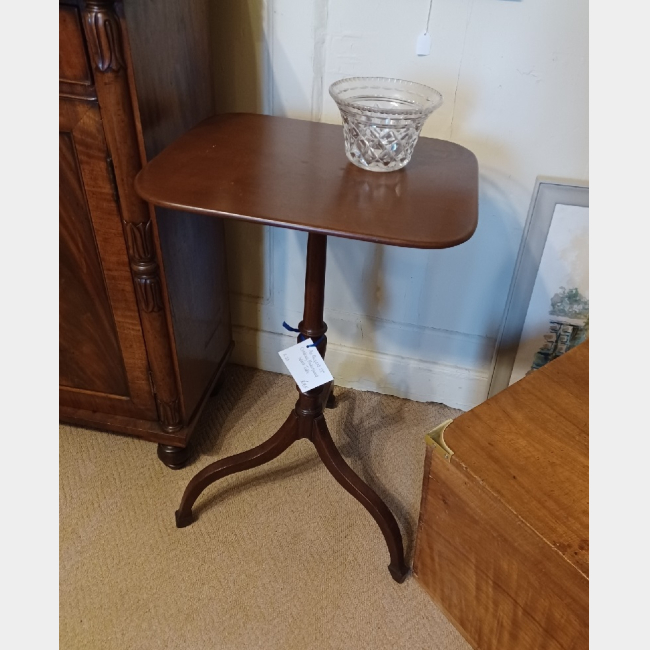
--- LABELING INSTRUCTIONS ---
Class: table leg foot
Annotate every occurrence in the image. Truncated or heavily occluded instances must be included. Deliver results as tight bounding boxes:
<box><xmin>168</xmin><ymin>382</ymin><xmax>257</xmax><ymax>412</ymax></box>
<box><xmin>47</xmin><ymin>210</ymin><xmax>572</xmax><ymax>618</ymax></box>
<box><xmin>175</xmin><ymin>411</ymin><xmax>300</xmax><ymax>528</ymax></box>
<box><xmin>175</xmin><ymin>509</ymin><xmax>194</xmax><ymax>528</ymax></box>
<box><xmin>311</xmin><ymin>415</ymin><xmax>408</xmax><ymax>583</ymax></box>
<box><xmin>388</xmin><ymin>562</ymin><xmax>410</xmax><ymax>584</ymax></box>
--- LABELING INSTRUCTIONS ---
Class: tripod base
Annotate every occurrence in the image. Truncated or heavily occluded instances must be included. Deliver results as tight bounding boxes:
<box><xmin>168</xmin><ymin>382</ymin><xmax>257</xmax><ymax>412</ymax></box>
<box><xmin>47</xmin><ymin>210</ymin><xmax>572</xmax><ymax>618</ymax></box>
<box><xmin>174</xmin><ymin>233</ymin><xmax>408</xmax><ymax>582</ymax></box>
<box><xmin>175</xmin><ymin>395</ymin><xmax>408</xmax><ymax>582</ymax></box>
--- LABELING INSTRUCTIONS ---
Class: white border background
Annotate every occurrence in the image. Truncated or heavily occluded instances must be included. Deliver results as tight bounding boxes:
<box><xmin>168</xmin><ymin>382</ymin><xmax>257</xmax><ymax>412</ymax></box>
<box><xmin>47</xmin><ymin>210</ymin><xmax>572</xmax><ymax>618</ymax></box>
<box><xmin>1</xmin><ymin>3</ymin><xmax>646</xmax><ymax>647</ymax></box>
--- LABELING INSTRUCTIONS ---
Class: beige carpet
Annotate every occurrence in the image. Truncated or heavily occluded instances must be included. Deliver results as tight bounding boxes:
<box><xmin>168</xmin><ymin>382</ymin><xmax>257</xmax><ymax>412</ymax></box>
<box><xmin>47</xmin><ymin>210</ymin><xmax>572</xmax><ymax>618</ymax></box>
<box><xmin>60</xmin><ymin>365</ymin><xmax>469</xmax><ymax>650</ymax></box>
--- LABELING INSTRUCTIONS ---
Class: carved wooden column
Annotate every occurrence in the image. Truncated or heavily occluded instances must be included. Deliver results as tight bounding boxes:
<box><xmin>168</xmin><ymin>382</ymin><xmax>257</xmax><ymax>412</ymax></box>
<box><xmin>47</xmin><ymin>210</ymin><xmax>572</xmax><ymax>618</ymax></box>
<box><xmin>82</xmin><ymin>0</ymin><xmax>182</xmax><ymax>433</ymax></box>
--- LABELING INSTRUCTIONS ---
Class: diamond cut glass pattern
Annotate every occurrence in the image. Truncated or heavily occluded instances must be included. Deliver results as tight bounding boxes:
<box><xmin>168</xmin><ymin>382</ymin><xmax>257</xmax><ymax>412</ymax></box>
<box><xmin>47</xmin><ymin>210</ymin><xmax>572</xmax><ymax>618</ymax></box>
<box><xmin>330</xmin><ymin>77</ymin><xmax>443</xmax><ymax>172</ymax></box>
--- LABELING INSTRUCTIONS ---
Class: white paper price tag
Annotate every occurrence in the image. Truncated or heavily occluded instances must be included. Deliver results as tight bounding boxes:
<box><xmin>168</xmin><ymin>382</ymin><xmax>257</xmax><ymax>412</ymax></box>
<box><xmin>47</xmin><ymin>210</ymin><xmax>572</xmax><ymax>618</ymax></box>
<box><xmin>278</xmin><ymin>339</ymin><xmax>333</xmax><ymax>393</ymax></box>
<box><xmin>416</xmin><ymin>31</ymin><xmax>431</xmax><ymax>56</ymax></box>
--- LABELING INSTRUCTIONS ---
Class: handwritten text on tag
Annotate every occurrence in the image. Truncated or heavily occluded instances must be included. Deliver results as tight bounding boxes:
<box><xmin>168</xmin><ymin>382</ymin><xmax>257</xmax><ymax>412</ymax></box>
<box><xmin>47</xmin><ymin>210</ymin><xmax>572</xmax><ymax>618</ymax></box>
<box><xmin>278</xmin><ymin>339</ymin><xmax>333</xmax><ymax>392</ymax></box>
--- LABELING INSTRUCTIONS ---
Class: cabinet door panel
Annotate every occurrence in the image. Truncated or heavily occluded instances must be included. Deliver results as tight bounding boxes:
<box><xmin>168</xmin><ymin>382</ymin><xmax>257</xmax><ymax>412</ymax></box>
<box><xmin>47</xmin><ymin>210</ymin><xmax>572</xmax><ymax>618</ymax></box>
<box><xmin>60</xmin><ymin>131</ymin><xmax>129</xmax><ymax>395</ymax></box>
<box><xmin>59</xmin><ymin>98</ymin><xmax>156</xmax><ymax>419</ymax></box>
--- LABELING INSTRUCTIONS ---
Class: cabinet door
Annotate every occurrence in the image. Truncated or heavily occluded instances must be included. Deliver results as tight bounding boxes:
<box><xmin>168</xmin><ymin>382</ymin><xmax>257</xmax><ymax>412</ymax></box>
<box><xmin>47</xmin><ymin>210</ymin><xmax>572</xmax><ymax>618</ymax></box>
<box><xmin>59</xmin><ymin>97</ymin><xmax>156</xmax><ymax>420</ymax></box>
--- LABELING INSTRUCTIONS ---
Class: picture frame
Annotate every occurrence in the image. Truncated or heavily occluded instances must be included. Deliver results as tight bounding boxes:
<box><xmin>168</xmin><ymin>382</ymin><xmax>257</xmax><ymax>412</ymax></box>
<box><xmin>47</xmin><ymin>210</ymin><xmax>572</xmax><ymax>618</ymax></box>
<box><xmin>488</xmin><ymin>177</ymin><xmax>589</xmax><ymax>398</ymax></box>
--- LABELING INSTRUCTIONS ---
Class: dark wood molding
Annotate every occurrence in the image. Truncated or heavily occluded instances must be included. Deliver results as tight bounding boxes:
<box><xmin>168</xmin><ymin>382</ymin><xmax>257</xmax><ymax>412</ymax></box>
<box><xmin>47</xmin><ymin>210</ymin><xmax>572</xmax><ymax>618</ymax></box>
<box><xmin>124</xmin><ymin>219</ymin><xmax>154</xmax><ymax>259</ymax></box>
<box><xmin>133</xmin><ymin>272</ymin><xmax>165</xmax><ymax>314</ymax></box>
<box><xmin>81</xmin><ymin>0</ymin><xmax>183</xmax><ymax>434</ymax></box>
<box><xmin>156</xmin><ymin>396</ymin><xmax>183</xmax><ymax>433</ymax></box>
<box><xmin>124</xmin><ymin>221</ymin><xmax>165</xmax><ymax>313</ymax></box>
<box><xmin>83</xmin><ymin>1</ymin><xmax>125</xmax><ymax>74</ymax></box>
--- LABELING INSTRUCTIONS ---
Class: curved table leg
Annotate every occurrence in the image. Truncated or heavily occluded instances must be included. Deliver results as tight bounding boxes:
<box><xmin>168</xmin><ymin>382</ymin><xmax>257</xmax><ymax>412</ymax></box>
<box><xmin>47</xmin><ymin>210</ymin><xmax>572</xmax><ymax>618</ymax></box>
<box><xmin>325</xmin><ymin>384</ymin><xmax>337</xmax><ymax>409</ymax></box>
<box><xmin>311</xmin><ymin>415</ymin><xmax>409</xmax><ymax>583</ymax></box>
<box><xmin>175</xmin><ymin>412</ymin><xmax>300</xmax><ymax>528</ymax></box>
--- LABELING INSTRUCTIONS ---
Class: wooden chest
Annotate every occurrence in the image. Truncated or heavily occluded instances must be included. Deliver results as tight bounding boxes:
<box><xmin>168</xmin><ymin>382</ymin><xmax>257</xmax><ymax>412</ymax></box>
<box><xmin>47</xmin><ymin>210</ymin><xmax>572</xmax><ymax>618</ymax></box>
<box><xmin>414</xmin><ymin>342</ymin><xmax>588</xmax><ymax>650</ymax></box>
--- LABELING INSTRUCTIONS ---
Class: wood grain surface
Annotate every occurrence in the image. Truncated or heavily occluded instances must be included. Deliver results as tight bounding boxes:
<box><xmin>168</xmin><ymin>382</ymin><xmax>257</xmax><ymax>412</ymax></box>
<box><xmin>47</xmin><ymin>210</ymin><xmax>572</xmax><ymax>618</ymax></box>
<box><xmin>447</xmin><ymin>341</ymin><xmax>589</xmax><ymax>576</ymax></box>
<box><xmin>122</xmin><ymin>0</ymin><xmax>214</xmax><ymax>161</ymax></box>
<box><xmin>123</xmin><ymin>0</ymin><xmax>232</xmax><ymax>421</ymax></box>
<box><xmin>59</xmin><ymin>4</ymin><xmax>95</xmax><ymax>99</ymax></box>
<box><xmin>59</xmin><ymin>97</ymin><xmax>156</xmax><ymax>420</ymax></box>
<box><xmin>135</xmin><ymin>113</ymin><xmax>479</xmax><ymax>250</ymax></box>
<box><xmin>59</xmin><ymin>127</ymin><xmax>128</xmax><ymax>396</ymax></box>
<box><xmin>414</xmin><ymin>341</ymin><xmax>589</xmax><ymax>650</ymax></box>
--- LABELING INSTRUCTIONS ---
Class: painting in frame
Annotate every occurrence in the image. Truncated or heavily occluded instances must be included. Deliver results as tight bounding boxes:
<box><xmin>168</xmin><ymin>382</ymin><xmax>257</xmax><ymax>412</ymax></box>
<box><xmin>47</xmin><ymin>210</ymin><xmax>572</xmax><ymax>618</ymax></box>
<box><xmin>488</xmin><ymin>178</ymin><xmax>589</xmax><ymax>398</ymax></box>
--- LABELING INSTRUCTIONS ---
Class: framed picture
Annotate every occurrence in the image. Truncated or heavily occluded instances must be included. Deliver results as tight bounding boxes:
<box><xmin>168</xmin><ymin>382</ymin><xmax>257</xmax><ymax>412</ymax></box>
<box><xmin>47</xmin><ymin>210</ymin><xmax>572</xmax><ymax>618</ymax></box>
<box><xmin>488</xmin><ymin>178</ymin><xmax>589</xmax><ymax>398</ymax></box>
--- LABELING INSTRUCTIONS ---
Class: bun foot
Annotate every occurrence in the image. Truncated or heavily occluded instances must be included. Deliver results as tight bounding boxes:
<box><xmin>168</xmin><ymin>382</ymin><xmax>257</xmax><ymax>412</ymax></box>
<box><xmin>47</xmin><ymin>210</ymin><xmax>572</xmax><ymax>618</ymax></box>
<box><xmin>388</xmin><ymin>563</ymin><xmax>410</xmax><ymax>583</ymax></box>
<box><xmin>158</xmin><ymin>444</ymin><xmax>191</xmax><ymax>469</ymax></box>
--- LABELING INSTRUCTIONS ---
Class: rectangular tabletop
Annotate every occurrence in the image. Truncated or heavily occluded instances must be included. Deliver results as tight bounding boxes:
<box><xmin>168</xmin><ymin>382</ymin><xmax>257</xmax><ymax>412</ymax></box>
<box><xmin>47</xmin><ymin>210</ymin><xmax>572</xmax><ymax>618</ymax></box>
<box><xmin>135</xmin><ymin>113</ymin><xmax>479</xmax><ymax>249</ymax></box>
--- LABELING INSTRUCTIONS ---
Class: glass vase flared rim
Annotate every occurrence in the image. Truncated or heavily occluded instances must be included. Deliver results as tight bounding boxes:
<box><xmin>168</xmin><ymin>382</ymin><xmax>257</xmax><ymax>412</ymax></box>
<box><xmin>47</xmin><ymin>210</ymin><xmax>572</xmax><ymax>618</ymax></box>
<box><xmin>329</xmin><ymin>76</ymin><xmax>443</xmax><ymax>118</ymax></box>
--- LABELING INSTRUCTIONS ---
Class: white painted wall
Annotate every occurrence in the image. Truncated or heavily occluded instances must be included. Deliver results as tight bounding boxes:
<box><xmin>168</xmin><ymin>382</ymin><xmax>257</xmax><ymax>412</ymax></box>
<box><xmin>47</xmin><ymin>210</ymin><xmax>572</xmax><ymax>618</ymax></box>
<box><xmin>211</xmin><ymin>0</ymin><xmax>588</xmax><ymax>410</ymax></box>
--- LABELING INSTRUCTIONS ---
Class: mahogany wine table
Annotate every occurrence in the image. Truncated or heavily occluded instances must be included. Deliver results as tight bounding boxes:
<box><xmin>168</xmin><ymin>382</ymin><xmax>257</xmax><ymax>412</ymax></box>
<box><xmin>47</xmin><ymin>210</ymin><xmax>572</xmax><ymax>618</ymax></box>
<box><xmin>135</xmin><ymin>113</ymin><xmax>478</xmax><ymax>582</ymax></box>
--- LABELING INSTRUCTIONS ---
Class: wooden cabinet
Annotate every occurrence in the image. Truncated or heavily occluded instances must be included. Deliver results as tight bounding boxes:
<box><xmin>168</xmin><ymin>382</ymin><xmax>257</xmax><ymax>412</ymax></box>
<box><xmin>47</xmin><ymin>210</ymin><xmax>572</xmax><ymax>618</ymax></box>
<box><xmin>59</xmin><ymin>0</ymin><xmax>232</xmax><ymax>468</ymax></box>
